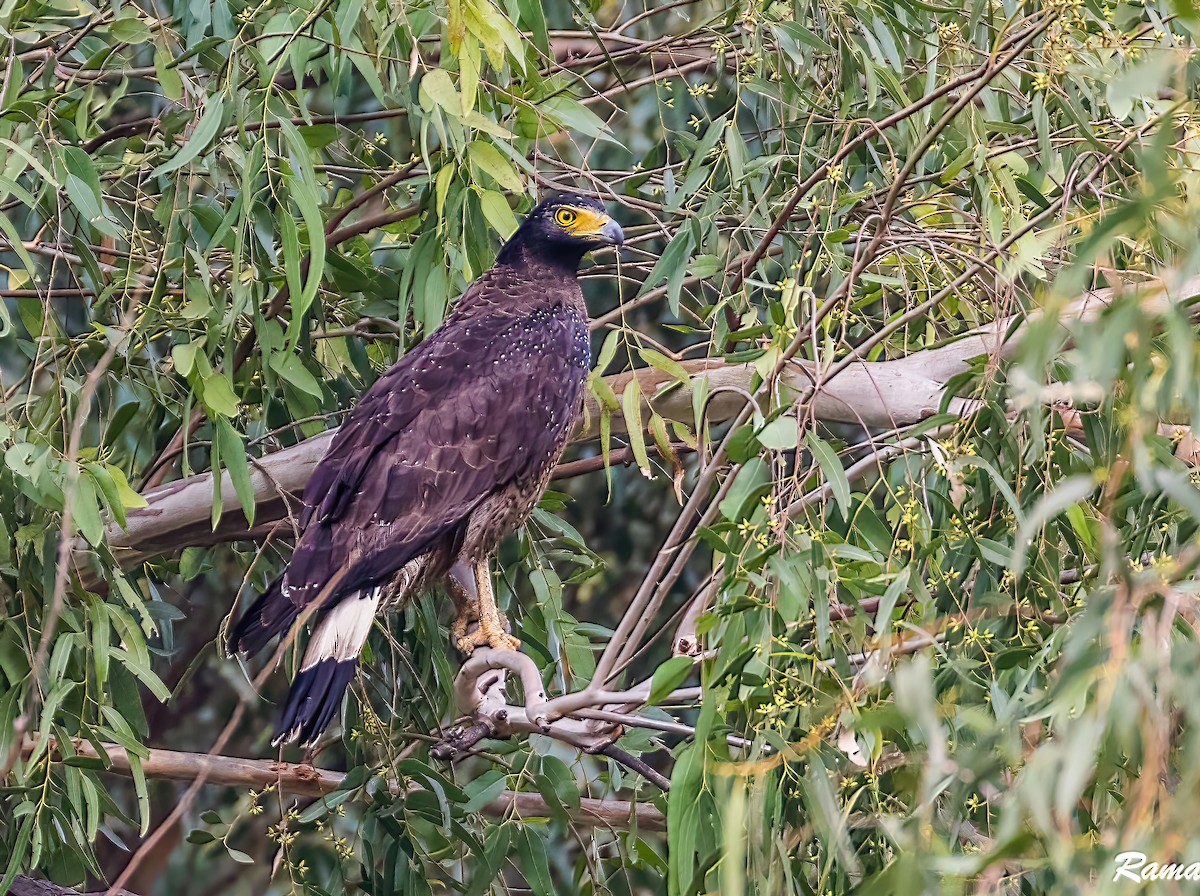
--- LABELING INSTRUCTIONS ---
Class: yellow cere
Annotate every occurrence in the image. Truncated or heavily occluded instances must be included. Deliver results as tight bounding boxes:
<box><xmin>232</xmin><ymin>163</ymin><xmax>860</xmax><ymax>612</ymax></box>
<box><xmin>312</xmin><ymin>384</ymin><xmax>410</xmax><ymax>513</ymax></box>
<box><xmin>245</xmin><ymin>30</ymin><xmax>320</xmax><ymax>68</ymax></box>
<box><xmin>555</xmin><ymin>206</ymin><xmax>609</xmax><ymax>236</ymax></box>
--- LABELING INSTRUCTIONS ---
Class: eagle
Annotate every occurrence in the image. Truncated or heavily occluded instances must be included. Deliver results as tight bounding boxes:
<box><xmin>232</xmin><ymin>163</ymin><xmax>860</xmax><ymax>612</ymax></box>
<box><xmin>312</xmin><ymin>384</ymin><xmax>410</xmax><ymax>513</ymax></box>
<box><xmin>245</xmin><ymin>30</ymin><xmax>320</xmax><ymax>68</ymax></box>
<box><xmin>229</xmin><ymin>194</ymin><xmax>624</xmax><ymax>746</ymax></box>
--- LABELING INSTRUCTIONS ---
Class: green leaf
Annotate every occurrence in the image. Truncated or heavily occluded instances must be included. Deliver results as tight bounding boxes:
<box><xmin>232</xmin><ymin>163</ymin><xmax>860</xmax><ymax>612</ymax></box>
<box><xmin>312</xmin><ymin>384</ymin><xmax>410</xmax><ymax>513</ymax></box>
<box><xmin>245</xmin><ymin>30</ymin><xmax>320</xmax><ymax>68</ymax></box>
<box><xmin>638</xmin><ymin>348</ymin><xmax>691</xmax><ymax>387</ymax></box>
<box><xmin>0</xmin><ymin>209</ymin><xmax>37</xmax><ymax>301</ymax></box>
<box><xmin>595</xmin><ymin>329</ymin><xmax>622</xmax><ymax>374</ymax></box>
<box><xmin>690</xmin><ymin>254</ymin><xmax>722</xmax><ymax>279</ymax></box>
<box><xmin>637</xmin><ymin>228</ymin><xmax>694</xmax><ymax>315</ymax></box>
<box><xmin>278</xmin><ymin>120</ymin><xmax>327</xmax><ymax>333</ymax></box>
<box><xmin>772</xmin><ymin>20</ymin><xmax>836</xmax><ymax>54</ymax></box>
<box><xmin>806</xmin><ymin>432</ymin><xmax>850</xmax><ymax>519</ymax></box>
<box><xmin>420</xmin><ymin>69</ymin><xmax>462</xmax><ymax>117</ymax></box>
<box><xmin>621</xmin><ymin>376</ymin><xmax>651</xmax><ymax>478</ymax></box>
<box><xmin>269</xmin><ymin>351</ymin><xmax>323</xmax><ymax>398</ymax></box>
<box><xmin>111</xmin><ymin>12</ymin><xmax>152</xmax><ymax>43</ymax></box>
<box><xmin>469</xmin><ymin>140</ymin><xmax>523</xmax><ymax>192</ymax></box>
<box><xmin>435</xmin><ymin>164</ymin><xmax>455</xmax><ymax>218</ymax></box>
<box><xmin>1</xmin><ymin>137</ymin><xmax>59</xmax><ymax>187</ymax></box>
<box><xmin>514</xmin><ymin>0</ymin><xmax>549</xmax><ymax>55</ymax></box>
<box><xmin>472</xmin><ymin>825</ymin><xmax>513</xmax><ymax>896</ymax></box>
<box><xmin>91</xmin><ymin>602</ymin><xmax>110</xmax><ymax>691</ymax></box>
<box><xmin>462</xmin><ymin>769</ymin><xmax>506</xmax><ymax>814</ymax></box>
<box><xmin>667</xmin><ymin>687</ymin><xmax>723</xmax><ymax>896</ymax></box>
<box><xmin>152</xmin><ymin>95</ymin><xmax>227</xmax><ymax>177</ymax></box>
<box><xmin>108</xmin><ymin>466</ymin><xmax>148</xmax><ymax>512</ymax></box>
<box><xmin>874</xmin><ymin>565</ymin><xmax>911</xmax><ymax>636</ymax></box>
<box><xmin>539</xmin><ymin>95</ymin><xmax>617</xmax><ymax>144</ymax></box>
<box><xmin>517</xmin><ymin>829</ymin><xmax>555</xmax><ymax>896</ymax></box>
<box><xmin>154</xmin><ymin>48</ymin><xmax>183</xmax><ymax>100</ymax></box>
<box><xmin>346</xmin><ymin>41</ymin><xmax>388</xmax><ymax>103</ymax></box>
<box><xmin>478</xmin><ymin>189</ymin><xmax>518</xmax><ymax>238</ymax></box>
<box><xmin>64</xmin><ymin>173</ymin><xmax>103</xmax><ymax>223</ymax></box>
<box><xmin>1010</xmin><ymin>474</ymin><xmax>1096</xmax><ymax>578</ymax></box>
<box><xmin>172</xmin><ymin>342</ymin><xmax>199</xmax><ymax>376</ymax></box>
<box><xmin>109</xmin><ymin>647</ymin><xmax>171</xmax><ymax>702</ymax></box>
<box><xmin>63</xmin><ymin>170</ymin><xmax>120</xmax><ymax>238</ymax></box>
<box><xmin>84</xmin><ymin>463</ymin><xmax>126</xmax><ymax>528</ymax></box>
<box><xmin>129</xmin><ymin>752</ymin><xmax>151</xmax><ymax>834</ymax></box>
<box><xmin>460</xmin><ymin>109</ymin><xmax>515</xmax><ymax>139</ymax></box>
<box><xmin>72</xmin><ymin>472</ymin><xmax>105</xmax><ymax>547</ymax></box>
<box><xmin>539</xmin><ymin>755</ymin><xmax>580</xmax><ymax>812</ymax></box>
<box><xmin>719</xmin><ymin>457</ymin><xmax>770</xmax><ymax>521</ymax></box>
<box><xmin>201</xmin><ymin>373</ymin><xmax>240</xmax><ymax>417</ymax></box>
<box><xmin>758</xmin><ymin>416</ymin><xmax>798</xmax><ymax>451</ymax></box>
<box><xmin>0</xmin><ymin>813</ymin><xmax>35</xmax><ymax>895</ymax></box>
<box><xmin>648</xmin><ymin>655</ymin><xmax>693</xmax><ymax>704</ymax></box>
<box><xmin>278</xmin><ymin>206</ymin><xmax>304</xmax><ymax>318</ymax></box>
<box><xmin>214</xmin><ymin>418</ymin><xmax>255</xmax><ymax>526</ymax></box>
<box><xmin>650</xmin><ymin>412</ymin><xmax>675</xmax><ymax>464</ymax></box>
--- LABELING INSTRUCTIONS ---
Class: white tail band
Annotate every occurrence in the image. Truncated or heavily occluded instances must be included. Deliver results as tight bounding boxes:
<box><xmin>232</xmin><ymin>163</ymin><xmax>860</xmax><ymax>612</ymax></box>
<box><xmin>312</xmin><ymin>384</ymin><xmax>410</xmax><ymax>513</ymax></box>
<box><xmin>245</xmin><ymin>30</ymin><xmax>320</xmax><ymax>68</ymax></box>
<box><xmin>300</xmin><ymin>587</ymin><xmax>382</xmax><ymax>671</ymax></box>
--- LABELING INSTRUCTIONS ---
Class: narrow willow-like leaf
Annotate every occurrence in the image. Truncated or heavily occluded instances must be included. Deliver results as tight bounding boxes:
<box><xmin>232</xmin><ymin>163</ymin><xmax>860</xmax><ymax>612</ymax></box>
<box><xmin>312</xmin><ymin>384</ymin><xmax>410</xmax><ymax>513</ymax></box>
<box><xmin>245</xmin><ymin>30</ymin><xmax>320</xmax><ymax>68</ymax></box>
<box><xmin>151</xmin><ymin>95</ymin><xmax>226</xmax><ymax>177</ymax></box>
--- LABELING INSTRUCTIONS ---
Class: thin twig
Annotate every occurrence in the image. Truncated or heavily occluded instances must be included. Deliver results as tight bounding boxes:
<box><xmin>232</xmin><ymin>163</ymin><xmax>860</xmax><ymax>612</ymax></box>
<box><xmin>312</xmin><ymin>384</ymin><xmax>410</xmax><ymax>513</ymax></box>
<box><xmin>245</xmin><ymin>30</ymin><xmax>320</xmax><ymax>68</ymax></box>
<box><xmin>597</xmin><ymin>744</ymin><xmax>671</xmax><ymax>791</ymax></box>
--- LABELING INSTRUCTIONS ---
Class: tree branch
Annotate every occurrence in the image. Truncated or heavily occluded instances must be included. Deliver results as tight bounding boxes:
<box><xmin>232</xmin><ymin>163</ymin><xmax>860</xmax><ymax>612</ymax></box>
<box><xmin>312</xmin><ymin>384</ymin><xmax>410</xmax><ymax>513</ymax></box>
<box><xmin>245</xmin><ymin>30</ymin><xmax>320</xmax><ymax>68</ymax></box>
<box><xmin>6</xmin><ymin>879</ymin><xmax>137</xmax><ymax>896</ymax></box>
<box><xmin>98</xmin><ymin>346</ymin><xmax>965</xmax><ymax>564</ymax></box>
<box><xmin>94</xmin><ymin>274</ymin><xmax>1200</xmax><ymax>567</ymax></box>
<box><xmin>597</xmin><ymin>744</ymin><xmax>671</xmax><ymax>792</ymax></box>
<box><xmin>18</xmin><ymin>739</ymin><xmax>665</xmax><ymax>833</ymax></box>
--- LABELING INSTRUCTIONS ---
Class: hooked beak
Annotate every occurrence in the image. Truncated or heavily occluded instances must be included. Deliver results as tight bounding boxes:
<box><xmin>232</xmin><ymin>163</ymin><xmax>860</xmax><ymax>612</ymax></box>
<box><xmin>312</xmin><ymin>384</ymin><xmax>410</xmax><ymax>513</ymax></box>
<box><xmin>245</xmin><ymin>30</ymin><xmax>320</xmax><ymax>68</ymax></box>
<box><xmin>598</xmin><ymin>217</ymin><xmax>625</xmax><ymax>248</ymax></box>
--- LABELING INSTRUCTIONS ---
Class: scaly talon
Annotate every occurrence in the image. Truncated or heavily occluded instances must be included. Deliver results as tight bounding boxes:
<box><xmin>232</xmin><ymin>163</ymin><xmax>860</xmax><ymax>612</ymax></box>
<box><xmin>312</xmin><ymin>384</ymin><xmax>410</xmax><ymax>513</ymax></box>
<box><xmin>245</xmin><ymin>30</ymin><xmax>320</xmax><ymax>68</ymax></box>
<box><xmin>480</xmin><ymin>610</ymin><xmax>519</xmax><ymax>651</ymax></box>
<box><xmin>448</xmin><ymin>560</ymin><xmax>520</xmax><ymax>656</ymax></box>
<box><xmin>488</xmin><ymin>631</ymin><xmax>521</xmax><ymax>651</ymax></box>
<box><xmin>455</xmin><ymin>635</ymin><xmax>478</xmax><ymax>655</ymax></box>
<box><xmin>449</xmin><ymin>602</ymin><xmax>478</xmax><ymax>646</ymax></box>
<box><xmin>472</xmin><ymin>560</ymin><xmax>520</xmax><ymax>653</ymax></box>
<box><xmin>455</xmin><ymin>622</ymin><xmax>520</xmax><ymax>655</ymax></box>
<box><xmin>447</xmin><ymin>560</ymin><xmax>483</xmax><ymax>655</ymax></box>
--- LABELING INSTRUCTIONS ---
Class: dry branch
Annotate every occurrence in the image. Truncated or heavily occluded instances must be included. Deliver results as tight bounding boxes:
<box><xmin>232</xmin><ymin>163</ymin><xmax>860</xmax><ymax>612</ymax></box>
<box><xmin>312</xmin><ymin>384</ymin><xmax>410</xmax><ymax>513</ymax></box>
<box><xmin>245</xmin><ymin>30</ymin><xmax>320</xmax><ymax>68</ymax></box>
<box><xmin>6</xmin><ymin>879</ymin><xmax>136</xmax><ymax>896</ymax></box>
<box><xmin>20</xmin><ymin>739</ymin><xmax>665</xmax><ymax>833</ymax></box>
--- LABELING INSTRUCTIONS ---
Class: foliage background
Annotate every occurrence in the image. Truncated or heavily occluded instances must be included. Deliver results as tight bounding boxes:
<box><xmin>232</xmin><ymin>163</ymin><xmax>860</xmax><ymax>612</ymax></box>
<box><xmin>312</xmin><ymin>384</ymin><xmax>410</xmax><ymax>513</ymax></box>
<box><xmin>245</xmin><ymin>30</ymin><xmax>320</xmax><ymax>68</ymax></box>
<box><xmin>4</xmin><ymin>0</ymin><xmax>1200</xmax><ymax>892</ymax></box>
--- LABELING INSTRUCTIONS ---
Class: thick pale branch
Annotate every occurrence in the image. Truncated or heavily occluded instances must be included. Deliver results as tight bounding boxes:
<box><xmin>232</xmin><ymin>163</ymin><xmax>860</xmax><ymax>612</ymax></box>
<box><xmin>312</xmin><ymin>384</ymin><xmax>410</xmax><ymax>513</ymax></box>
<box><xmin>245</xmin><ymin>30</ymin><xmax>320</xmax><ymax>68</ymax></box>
<box><xmin>97</xmin><ymin>275</ymin><xmax>1200</xmax><ymax>565</ymax></box>
<box><xmin>103</xmin><ymin>352</ymin><xmax>965</xmax><ymax>563</ymax></box>
<box><xmin>22</xmin><ymin>739</ymin><xmax>665</xmax><ymax>833</ymax></box>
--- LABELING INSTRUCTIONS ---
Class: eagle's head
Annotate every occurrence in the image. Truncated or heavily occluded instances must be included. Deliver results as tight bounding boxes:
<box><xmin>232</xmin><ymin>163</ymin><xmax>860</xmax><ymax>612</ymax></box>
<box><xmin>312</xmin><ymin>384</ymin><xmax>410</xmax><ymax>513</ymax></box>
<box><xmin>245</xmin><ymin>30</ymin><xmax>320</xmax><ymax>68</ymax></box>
<box><xmin>498</xmin><ymin>193</ymin><xmax>624</xmax><ymax>269</ymax></box>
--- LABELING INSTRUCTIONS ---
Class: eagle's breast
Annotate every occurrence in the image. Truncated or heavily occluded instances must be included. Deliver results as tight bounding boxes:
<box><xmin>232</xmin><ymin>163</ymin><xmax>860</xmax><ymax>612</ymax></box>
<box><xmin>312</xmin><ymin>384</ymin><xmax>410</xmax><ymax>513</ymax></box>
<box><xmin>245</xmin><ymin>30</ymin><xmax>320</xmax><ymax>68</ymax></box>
<box><xmin>457</xmin><ymin>289</ymin><xmax>591</xmax><ymax>563</ymax></box>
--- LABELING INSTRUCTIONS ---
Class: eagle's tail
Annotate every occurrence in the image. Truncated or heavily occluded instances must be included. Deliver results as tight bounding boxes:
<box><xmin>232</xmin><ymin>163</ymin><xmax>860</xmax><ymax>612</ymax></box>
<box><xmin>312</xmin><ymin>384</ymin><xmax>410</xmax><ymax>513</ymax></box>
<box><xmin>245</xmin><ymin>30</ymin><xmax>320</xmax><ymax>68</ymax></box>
<box><xmin>272</xmin><ymin>588</ymin><xmax>381</xmax><ymax>747</ymax></box>
<box><xmin>228</xmin><ymin>576</ymin><xmax>299</xmax><ymax>657</ymax></box>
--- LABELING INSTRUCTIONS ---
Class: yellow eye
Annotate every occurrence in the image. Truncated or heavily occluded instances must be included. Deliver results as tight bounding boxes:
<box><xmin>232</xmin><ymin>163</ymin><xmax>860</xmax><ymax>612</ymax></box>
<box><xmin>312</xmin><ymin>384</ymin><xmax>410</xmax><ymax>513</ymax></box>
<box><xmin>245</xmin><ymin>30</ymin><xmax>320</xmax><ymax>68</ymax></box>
<box><xmin>554</xmin><ymin>208</ymin><xmax>578</xmax><ymax>227</ymax></box>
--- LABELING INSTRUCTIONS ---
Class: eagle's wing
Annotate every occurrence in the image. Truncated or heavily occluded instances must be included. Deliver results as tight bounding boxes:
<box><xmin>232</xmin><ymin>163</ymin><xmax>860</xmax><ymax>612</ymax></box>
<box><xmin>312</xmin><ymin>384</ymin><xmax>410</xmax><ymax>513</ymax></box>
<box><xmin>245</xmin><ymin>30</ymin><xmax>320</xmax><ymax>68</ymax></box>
<box><xmin>281</xmin><ymin>299</ymin><xmax>587</xmax><ymax>606</ymax></box>
<box><xmin>298</xmin><ymin>325</ymin><xmax>472</xmax><ymax>529</ymax></box>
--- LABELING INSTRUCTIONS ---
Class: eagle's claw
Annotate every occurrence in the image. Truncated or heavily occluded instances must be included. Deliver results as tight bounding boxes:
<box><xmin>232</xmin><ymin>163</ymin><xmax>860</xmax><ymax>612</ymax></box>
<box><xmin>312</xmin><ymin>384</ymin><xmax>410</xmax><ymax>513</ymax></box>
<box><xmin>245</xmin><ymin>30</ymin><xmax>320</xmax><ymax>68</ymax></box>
<box><xmin>488</xmin><ymin>631</ymin><xmax>522</xmax><ymax>652</ymax></box>
<box><xmin>455</xmin><ymin>613</ymin><xmax>520</xmax><ymax>656</ymax></box>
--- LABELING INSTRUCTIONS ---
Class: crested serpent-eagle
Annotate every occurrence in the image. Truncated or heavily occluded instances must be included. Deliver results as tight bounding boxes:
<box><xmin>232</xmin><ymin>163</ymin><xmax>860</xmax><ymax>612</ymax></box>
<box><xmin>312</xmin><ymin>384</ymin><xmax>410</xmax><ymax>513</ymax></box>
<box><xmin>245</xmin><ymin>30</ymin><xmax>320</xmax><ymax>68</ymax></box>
<box><xmin>229</xmin><ymin>194</ymin><xmax>624</xmax><ymax>746</ymax></box>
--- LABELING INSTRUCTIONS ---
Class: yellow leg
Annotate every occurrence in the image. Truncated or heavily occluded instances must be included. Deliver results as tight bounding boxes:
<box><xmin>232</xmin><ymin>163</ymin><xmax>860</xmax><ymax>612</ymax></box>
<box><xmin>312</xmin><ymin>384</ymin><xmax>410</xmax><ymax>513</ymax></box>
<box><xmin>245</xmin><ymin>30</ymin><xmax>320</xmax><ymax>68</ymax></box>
<box><xmin>447</xmin><ymin>563</ymin><xmax>480</xmax><ymax>655</ymax></box>
<box><xmin>458</xmin><ymin>560</ymin><xmax>520</xmax><ymax>653</ymax></box>
<box><xmin>449</xmin><ymin>597</ymin><xmax>477</xmax><ymax>655</ymax></box>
